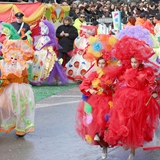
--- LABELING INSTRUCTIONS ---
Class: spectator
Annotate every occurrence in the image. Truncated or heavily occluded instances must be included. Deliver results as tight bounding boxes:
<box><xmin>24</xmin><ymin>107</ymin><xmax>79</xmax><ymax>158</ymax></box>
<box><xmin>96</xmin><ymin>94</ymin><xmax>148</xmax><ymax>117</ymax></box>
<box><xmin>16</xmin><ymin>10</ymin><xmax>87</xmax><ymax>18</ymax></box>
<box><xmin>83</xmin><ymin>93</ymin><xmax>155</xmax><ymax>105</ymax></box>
<box><xmin>131</xmin><ymin>6</ymin><xmax>139</xmax><ymax>17</ymax></box>
<box><xmin>56</xmin><ymin>16</ymin><xmax>78</xmax><ymax>65</ymax></box>
<box><xmin>73</xmin><ymin>13</ymin><xmax>87</xmax><ymax>35</ymax></box>
<box><xmin>79</xmin><ymin>6</ymin><xmax>85</xmax><ymax>14</ymax></box>
<box><xmin>110</xmin><ymin>3</ymin><xmax>116</xmax><ymax>12</ymax></box>
<box><xmin>149</xmin><ymin>2</ymin><xmax>158</xmax><ymax>16</ymax></box>
<box><xmin>90</xmin><ymin>1</ymin><xmax>94</xmax><ymax>6</ymax></box>
<box><xmin>102</xmin><ymin>6</ymin><xmax>111</xmax><ymax>18</ymax></box>
<box><xmin>121</xmin><ymin>5</ymin><xmax>132</xmax><ymax>24</ymax></box>
<box><xmin>137</xmin><ymin>5</ymin><xmax>145</xmax><ymax>14</ymax></box>
<box><xmin>135</xmin><ymin>12</ymin><xmax>147</xmax><ymax>26</ymax></box>
<box><xmin>69</xmin><ymin>2</ymin><xmax>79</xmax><ymax>20</ymax></box>
<box><xmin>143</xmin><ymin>3</ymin><xmax>150</xmax><ymax>12</ymax></box>
<box><xmin>69</xmin><ymin>7</ymin><xmax>79</xmax><ymax>21</ymax></box>
<box><xmin>84</xmin><ymin>4</ymin><xmax>93</xmax><ymax>22</ymax></box>
<box><xmin>106</xmin><ymin>1</ymin><xmax>111</xmax><ymax>10</ymax></box>
<box><xmin>96</xmin><ymin>4</ymin><xmax>104</xmax><ymax>18</ymax></box>
<box><xmin>83</xmin><ymin>1</ymin><xmax>88</xmax><ymax>8</ymax></box>
<box><xmin>11</xmin><ymin>12</ymin><xmax>30</xmax><ymax>40</ymax></box>
<box><xmin>90</xmin><ymin>4</ymin><xmax>98</xmax><ymax>21</ymax></box>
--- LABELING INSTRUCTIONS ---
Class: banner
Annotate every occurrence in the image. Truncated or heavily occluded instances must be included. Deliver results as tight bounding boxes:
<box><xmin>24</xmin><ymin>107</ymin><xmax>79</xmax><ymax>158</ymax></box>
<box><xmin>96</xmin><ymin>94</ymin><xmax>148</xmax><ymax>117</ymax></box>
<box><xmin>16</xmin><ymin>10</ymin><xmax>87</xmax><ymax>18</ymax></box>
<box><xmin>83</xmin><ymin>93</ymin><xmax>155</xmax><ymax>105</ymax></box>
<box><xmin>0</xmin><ymin>2</ymin><xmax>70</xmax><ymax>26</ymax></box>
<box><xmin>0</xmin><ymin>2</ymin><xmax>70</xmax><ymax>42</ymax></box>
<box><xmin>111</xmin><ymin>11</ymin><xmax>122</xmax><ymax>31</ymax></box>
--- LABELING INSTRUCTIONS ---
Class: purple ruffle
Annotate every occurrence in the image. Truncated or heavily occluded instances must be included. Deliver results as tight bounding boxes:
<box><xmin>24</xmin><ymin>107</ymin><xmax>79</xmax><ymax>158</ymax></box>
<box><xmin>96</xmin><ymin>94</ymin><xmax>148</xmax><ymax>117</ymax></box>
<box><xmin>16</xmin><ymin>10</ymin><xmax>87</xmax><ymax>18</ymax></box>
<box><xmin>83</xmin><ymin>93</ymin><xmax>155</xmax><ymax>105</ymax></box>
<box><xmin>29</xmin><ymin>81</ymin><xmax>43</xmax><ymax>86</ymax></box>
<box><xmin>38</xmin><ymin>20</ymin><xmax>62</xmax><ymax>50</ymax></box>
<box><xmin>46</xmin><ymin>61</ymin><xmax>68</xmax><ymax>84</ymax></box>
<box><xmin>118</xmin><ymin>25</ymin><xmax>153</xmax><ymax>47</ymax></box>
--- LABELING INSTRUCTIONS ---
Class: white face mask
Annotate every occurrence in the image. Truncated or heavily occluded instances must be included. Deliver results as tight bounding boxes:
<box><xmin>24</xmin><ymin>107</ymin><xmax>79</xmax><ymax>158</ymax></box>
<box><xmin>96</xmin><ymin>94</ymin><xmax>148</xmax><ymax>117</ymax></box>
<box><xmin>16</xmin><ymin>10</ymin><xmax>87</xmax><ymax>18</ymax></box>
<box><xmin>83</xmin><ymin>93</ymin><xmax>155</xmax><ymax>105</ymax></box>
<box><xmin>10</xmin><ymin>56</ymin><xmax>18</xmax><ymax>65</ymax></box>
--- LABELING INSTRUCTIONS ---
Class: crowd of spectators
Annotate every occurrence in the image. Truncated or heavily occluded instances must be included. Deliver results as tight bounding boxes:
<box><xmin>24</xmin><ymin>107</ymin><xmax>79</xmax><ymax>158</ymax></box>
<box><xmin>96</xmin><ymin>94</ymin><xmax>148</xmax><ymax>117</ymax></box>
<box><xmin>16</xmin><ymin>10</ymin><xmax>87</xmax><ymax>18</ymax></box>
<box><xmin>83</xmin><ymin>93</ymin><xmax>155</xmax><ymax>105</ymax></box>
<box><xmin>1</xmin><ymin>0</ymin><xmax>160</xmax><ymax>25</ymax></box>
<box><xmin>68</xmin><ymin>0</ymin><xmax>160</xmax><ymax>24</ymax></box>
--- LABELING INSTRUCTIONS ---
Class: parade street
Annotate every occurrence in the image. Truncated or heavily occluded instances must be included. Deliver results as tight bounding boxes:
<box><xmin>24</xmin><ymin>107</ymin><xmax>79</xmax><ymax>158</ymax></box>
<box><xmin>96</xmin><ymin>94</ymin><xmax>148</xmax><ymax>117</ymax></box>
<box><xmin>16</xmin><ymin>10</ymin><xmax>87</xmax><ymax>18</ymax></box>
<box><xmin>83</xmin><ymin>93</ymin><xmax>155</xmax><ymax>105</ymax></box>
<box><xmin>0</xmin><ymin>86</ymin><xmax>160</xmax><ymax>160</ymax></box>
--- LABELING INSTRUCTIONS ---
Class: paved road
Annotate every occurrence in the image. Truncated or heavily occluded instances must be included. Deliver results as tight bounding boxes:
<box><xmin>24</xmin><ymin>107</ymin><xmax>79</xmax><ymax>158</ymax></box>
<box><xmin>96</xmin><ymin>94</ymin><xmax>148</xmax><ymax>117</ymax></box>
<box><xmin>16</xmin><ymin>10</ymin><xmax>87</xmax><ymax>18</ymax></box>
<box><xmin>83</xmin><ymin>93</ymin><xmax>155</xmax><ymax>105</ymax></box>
<box><xmin>0</xmin><ymin>87</ymin><xmax>160</xmax><ymax>160</ymax></box>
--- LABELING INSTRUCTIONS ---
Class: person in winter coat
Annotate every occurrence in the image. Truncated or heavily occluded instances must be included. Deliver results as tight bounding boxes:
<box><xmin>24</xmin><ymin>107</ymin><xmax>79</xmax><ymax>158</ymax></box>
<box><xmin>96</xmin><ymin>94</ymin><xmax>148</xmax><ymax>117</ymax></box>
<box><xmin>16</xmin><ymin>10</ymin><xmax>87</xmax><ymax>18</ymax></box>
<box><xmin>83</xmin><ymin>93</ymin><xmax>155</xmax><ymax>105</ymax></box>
<box><xmin>73</xmin><ymin>13</ymin><xmax>87</xmax><ymax>35</ymax></box>
<box><xmin>56</xmin><ymin>16</ymin><xmax>78</xmax><ymax>65</ymax></box>
<box><xmin>84</xmin><ymin>5</ymin><xmax>93</xmax><ymax>22</ymax></box>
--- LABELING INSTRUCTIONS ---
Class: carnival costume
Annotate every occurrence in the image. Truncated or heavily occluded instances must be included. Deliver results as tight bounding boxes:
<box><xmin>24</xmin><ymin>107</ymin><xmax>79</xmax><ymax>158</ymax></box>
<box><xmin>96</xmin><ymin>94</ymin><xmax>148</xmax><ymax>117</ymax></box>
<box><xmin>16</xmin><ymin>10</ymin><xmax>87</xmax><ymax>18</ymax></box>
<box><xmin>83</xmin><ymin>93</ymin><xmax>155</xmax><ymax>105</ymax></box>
<box><xmin>76</xmin><ymin>68</ymin><xmax>114</xmax><ymax>145</ymax></box>
<box><xmin>1</xmin><ymin>22</ymin><xmax>34</xmax><ymax>80</ymax></box>
<box><xmin>104</xmin><ymin>36</ymin><xmax>160</xmax><ymax>150</ymax></box>
<box><xmin>75</xmin><ymin>34</ymin><xmax>118</xmax><ymax>146</ymax></box>
<box><xmin>117</xmin><ymin>25</ymin><xmax>160</xmax><ymax>73</ymax></box>
<box><xmin>65</xmin><ymin>25</ymin><xmax>98</xmax><ymax>81</ymax></box>
<box><xmin>0</xmin><ymin>32</ymin><xmax>35</xmax><ymax>136</ymax></box>
<box><xmin>30</xmin><ymin>20</ymin><xmax>67</xmax><ymax>85</ymax></box>
<box><xmin>118</xmin><ymin>25</ymin><xmax>154</xmax><ymax>47</ymax></box>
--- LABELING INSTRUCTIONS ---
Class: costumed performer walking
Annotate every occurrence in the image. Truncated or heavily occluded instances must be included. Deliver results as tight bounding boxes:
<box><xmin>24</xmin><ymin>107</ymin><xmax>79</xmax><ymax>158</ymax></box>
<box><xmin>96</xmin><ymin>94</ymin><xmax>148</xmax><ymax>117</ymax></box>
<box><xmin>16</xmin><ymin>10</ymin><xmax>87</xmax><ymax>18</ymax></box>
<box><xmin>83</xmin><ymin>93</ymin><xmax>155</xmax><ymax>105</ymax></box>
<box><xmin>0</xmin><ymin>25</ymin><xmax>35</xmax><ymax>137</ymax></box>
<box><xmin>75</xmin><ymin>34</ymin><xmax>118</xmax><ymax>159</ymax></box>
<box><xmin>104</xmin><ymin>36</ymin><xmax>160</xmax><ymax>160</ymax></box>
<box><xmin>30</xmin><ymin>20</ymin><xmax>68</xmax><ymax>85</ymax></box>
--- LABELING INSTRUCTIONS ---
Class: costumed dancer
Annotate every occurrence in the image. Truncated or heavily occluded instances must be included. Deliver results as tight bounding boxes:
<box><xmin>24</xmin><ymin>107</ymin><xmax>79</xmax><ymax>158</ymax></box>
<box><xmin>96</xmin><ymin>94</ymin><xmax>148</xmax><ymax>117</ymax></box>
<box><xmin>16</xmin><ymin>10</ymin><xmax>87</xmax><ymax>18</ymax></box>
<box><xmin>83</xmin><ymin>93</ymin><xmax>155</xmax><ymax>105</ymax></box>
<box><xmin>0</xmin><ymin>22</ymin><xmax>34</xmax><ymax>80</ymax></box>
<box><xmin>30</xmin><ymin>20</ymin><xmax>68</xmax><ymax>85</ymax></box>
<box><xmin>76</xmin><ymin>57</ymin><xmax>114</xmax><ymax>159</ymax></box>
<box><xmin>117</xmin><ymin>24</ymin><xmax>160</xmax><ymax>71</ymax></box>
<box><xmin>83</xmin><ymin>34</ymin><xmax>118</xmax><ymax>78</ymax></box>
<box><xmin>0</xmin><ymin>29</ymin><xmax>35</xmax><ymax>137</ymax></box>
<box><xmin>104</xmin><ymin>36</ymin><xmax>160</xmax><ymax>160</ymax></box>
<box><xmin>65</xmin><ymin>24</ymin><xmax>98</xmax><ymax>82</ymax></box>
<box><xmin>117</xmin><ymin>25</ymin><xmax>154</xmax><ymax>48</ymax></box>
<box><xmin>75</xmin><ymin>35</ymin><xmax>118</xmax><ymax>159</ymax></box>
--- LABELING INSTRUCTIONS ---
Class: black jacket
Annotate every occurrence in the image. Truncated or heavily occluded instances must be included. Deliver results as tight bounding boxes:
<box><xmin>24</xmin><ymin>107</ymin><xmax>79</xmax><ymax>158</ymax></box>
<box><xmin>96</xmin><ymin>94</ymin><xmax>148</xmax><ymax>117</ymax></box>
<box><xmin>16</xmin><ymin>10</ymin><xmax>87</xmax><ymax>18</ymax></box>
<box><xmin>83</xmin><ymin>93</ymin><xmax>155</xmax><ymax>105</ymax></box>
<box><xmin>56</xmin><ymin>24</ymin><xmax>78</xmax><ymax>53</ymax></box>
<box><xmin>84</xmin><ymin>9</ymin><xmax>93</xmax><ymax>22</ymax></box>
<box><xmin>11</xmin><ymin>22</ymin><xmax>30</xmax><ymax>40</ymax></box>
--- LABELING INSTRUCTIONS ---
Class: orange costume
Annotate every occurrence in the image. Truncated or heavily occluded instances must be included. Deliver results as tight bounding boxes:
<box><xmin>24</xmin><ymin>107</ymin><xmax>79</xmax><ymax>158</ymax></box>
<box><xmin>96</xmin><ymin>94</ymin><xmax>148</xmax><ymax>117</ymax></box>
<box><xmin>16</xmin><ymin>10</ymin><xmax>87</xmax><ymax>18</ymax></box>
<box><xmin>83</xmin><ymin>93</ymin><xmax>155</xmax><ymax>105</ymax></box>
<box><xmin>0</xmin><ymin>39</ymin><xmax>35</xmax><ymax>136</ymax></box>
<box><xmin>76</xmin><ymin>67</ymin><xmax>114</xmax><ymax>145</ymax></box>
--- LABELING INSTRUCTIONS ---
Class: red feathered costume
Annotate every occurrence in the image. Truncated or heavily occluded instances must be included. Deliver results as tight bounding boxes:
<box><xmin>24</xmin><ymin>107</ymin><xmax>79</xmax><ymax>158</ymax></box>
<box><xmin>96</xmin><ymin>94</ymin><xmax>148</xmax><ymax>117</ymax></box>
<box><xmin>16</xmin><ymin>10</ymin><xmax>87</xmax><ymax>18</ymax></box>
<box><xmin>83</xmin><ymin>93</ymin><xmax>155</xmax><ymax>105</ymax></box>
<box><xmin>76</xmin><ymin>67</ymin><xmax>114</xmax><ymax>145</ymax></box>
<box><xmin>104</xmin><ymin>36</ymin><xmax>160</xmax><ymax>149</ymax></box>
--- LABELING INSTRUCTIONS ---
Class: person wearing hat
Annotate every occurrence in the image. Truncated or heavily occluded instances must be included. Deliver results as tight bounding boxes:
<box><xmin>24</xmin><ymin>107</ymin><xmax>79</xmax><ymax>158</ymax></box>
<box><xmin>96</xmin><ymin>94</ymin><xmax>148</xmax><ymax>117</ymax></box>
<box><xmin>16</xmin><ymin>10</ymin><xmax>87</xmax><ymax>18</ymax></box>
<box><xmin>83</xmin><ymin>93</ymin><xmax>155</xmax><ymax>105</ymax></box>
<box><xmin>11</xmin><ymin>12</ymin><xmax>30</xmax><ymax>40</ymax></box>
<box><xmin>56</xmin><ymin>16</ymin><xmax>78</xmax><ymax>66</ymax></box>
